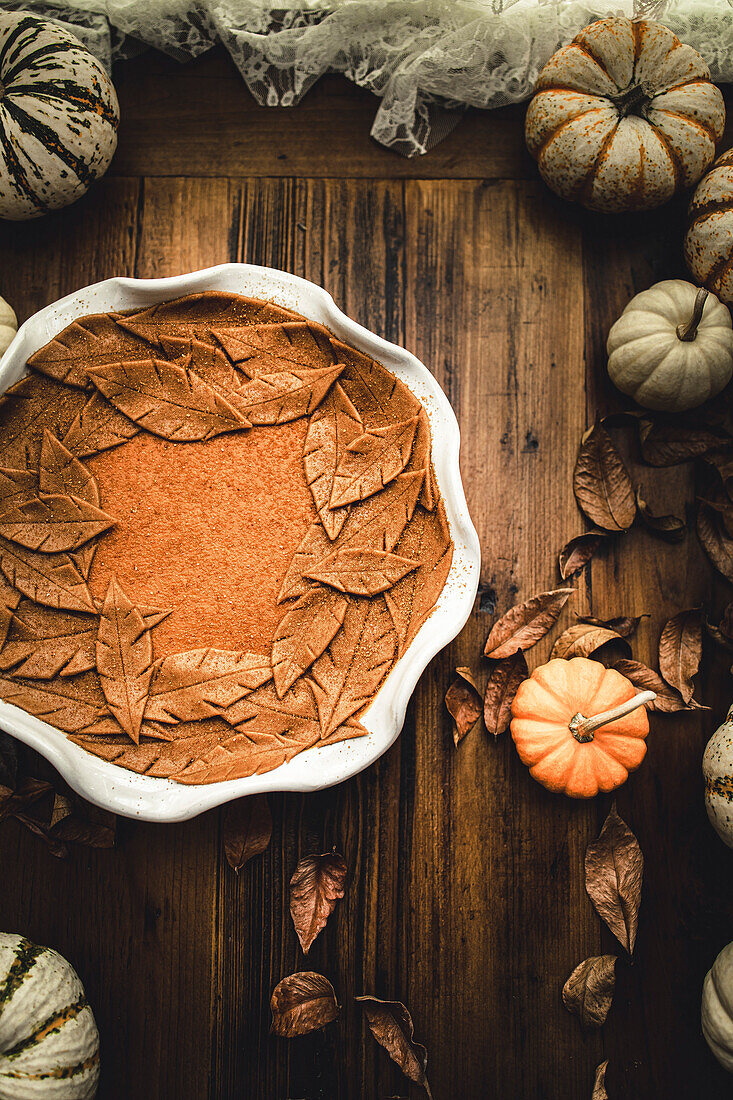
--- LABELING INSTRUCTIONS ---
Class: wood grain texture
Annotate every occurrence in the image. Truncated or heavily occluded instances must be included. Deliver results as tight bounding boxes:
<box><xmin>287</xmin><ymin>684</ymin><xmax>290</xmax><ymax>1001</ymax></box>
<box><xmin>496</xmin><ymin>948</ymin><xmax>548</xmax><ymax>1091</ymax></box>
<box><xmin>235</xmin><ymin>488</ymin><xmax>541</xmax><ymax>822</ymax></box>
<box><xmin>0</xmin><ymin>49</ymin><xmax>730</xmax><ymax>1100</ymax></box>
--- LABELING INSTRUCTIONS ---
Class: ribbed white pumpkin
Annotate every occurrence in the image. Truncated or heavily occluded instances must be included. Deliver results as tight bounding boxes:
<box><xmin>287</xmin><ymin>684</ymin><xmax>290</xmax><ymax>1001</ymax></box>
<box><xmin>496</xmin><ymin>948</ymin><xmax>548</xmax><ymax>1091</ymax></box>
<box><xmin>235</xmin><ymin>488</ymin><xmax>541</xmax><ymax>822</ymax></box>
<box><xmin>702</xmin><ymin>941</ymin><xmax>733</xmax><ymax>1073</ymax></box>
<box><xmin>526</xmin><ymin>17</ymin><xmax>725</xmax><ymax>213</ymax></box>
<box><xmin>0</xmin><ymin>296</ymin><xmax>16</xmax><ymax>357</ymax></box>
<box><xmin>686</xmin><ymin>148</ymin><xmax>733</xmax><ymax>305</ymax></box>
<box><xmin>607</xmin><ymin>280</ymin><xmax>733</xmax><ymax>411</ymax></box>
<box><xmin>703</xmin><ymin>705</ymin><xmax>733</xmax><ymax>849</ymax></box>
<box><xmin>0</xmin><ymin>13</ymin><xmax>119</xmax><ymax>221</ymax></box>
<box><xmin>0</xmin><ymin>933</ymin><xmax>99</xmax><ymax>1098</ymax></box>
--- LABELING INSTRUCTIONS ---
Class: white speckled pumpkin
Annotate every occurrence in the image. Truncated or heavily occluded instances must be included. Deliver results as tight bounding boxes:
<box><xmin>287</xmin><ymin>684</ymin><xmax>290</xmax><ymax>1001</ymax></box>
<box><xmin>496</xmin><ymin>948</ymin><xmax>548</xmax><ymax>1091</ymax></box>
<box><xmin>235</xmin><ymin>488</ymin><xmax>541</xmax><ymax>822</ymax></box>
<box><xmin>0</xmin><ymin>13</ymin><xmax>119</xmax><ymax>221</ymax></box>
<box><xmin>702</xmin><ymin>941</ymin><xmax>733</xmax><ymax>1073</ymax></box>
<box><xmin>0</xmin><ymin>933</ymin><xmax>99</xmax><ymax>1098</ymax></box>
<box><xmin>0</xmin><ymin>295</ymin><xmax>16</xmax><ymax>357</ymax></box>
<box><xmin>525</xmin><ymin>17</ymin><xmax>725</xmax><ymax>212</ymax></box>
<box><xmin>703</xmin><ymin>706</ymin><xmax>733</xmax><ymax>849</ymax></box>
<box><xmin>685</xmin><ymin>148</ymin><xmax>733</xmax><ymax>305</ymax></box>
<box><xmin>607</xmin><ymin>280</ymin><xmax>733</xmax><ymax>411</ymax></box>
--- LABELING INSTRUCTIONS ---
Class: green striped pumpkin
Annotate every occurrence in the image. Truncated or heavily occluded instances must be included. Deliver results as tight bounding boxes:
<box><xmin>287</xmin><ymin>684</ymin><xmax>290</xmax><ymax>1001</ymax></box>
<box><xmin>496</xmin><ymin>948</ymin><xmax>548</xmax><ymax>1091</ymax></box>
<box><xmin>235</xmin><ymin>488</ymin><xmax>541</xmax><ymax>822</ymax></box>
<box><xmin>0</xmin><ymin>13</ymin><xmax>118</xmax><ymax>221</ymax></box>
<box><xmin>0</xmin><ymin>933</ymin><xmax>99</xmax><ymax>1098</ymax></box>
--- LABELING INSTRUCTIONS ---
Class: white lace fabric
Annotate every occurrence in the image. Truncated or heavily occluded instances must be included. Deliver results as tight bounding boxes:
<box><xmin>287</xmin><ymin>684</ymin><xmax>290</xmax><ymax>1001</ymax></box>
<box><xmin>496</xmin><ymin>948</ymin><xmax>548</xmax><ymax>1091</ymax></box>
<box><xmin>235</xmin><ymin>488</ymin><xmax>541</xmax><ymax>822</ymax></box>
<box><xmin>1</xmin><ymin>0</ymin><xmax>732</xmax><ymax>155</ymax></box>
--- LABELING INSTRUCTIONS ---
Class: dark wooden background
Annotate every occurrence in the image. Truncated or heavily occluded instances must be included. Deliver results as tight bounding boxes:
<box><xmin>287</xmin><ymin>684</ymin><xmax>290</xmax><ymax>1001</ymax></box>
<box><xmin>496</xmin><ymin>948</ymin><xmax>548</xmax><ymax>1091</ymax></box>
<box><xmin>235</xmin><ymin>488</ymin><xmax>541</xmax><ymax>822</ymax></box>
<box><xmin>1</xmin><ymin>48</ymin><xmax>733</xmax><ymax>1100</ymax></box>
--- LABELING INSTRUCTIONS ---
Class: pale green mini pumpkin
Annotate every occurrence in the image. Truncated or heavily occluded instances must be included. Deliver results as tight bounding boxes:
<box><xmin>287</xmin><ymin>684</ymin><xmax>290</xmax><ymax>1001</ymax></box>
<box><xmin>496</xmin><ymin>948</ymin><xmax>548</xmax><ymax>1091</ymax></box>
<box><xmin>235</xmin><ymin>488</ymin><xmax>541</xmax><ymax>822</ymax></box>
<box><xmin>0</xmin><ymin>933</ymin><xmax>99</xmax><ymax>1098</ymax></box>
<box><xmin>702</xmin><ymin>940</ymin><xmax>733</xmax><ymax>1073</ymax></box>
<box><xmin>607</xmin><ymin>279</ymin><xmax>733</xmax><ymax>412</ymax></box>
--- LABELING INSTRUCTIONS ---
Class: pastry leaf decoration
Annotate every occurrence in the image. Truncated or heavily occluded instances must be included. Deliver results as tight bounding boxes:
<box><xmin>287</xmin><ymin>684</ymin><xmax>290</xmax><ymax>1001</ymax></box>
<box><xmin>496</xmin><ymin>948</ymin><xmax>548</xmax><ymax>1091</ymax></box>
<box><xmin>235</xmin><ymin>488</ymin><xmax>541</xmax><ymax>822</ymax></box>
<box><xmin>329</xmin><ymin>416</ymin><xmax>418</xmax><ymax>507</ymax></box>
<box><xmin>144</xmin><ymin>648</ymin><xmax>272</xmax><ymax>723</ymax></box>
<box><xmin>0</xmin><ymin>672</ymin><xmax>111</xmax><ymax>734</ymax></box>
<box><xmin>305</xmin><ymin>548</ymin><xmax>418</xmax><ymax>596</ymax></box>
<box><xmin>0</xmin><ymin>575</ymin><xmax>21</xmax><ymax>650</ymax></box>
<box><xmin>279</xmin><ymin>471</ymin><xmax>424</xmax><ymax>602</ymax></box>
<box><xmin>384</xmin><ymin>503</ymin><xmax>453</xmax><ymax>656</ymax></box>
<box><xmin>410</xmin><ymin>409</ymin><xmax>438</xmax><ymax>511</ymax></box>
<box><xmin>115</xmin><ymin>292</ymin><xmax>300</xmax><ymax>347</ymax></box>
<box><xmin>0</xmin><ymin>375</ymin><xmax>87</xmax><ymax>468</ymax></box>
<box><xmin>331</xmin><ymin>339</ymin><xmax>421</xmax><ymax>425</ymax></box>
<box><xmin>157</xmin><ymin>336</ymin><xmax>258</xmax><ymax>422</ymax></box>
<box><xmin>271</xmin><ymin>589</ymin><xmax>348</xmax><ymax>698</ymax></box>
<box><xmin>26</xmin><ymin>313</ymin><xmax>151</xmax><ymax>389</ymax></box>
<box><xmin>0</xmin><ymin>605</ymin><xmax>96</xmax><ymax>679</ymax></box>
<box><xmin>174</xmin><ymin>726</ymin><xmax>322</xmax><ymax>784</ymax></box>
<box><xmin>88</xmin><ymin>359</ymin><xmax>251</xmax><ymax>441</ymax></box>
<box><xmin>213</xmin><ymin>321</ymin><xmax>335</xmax><ymax>377</ymax></box>
<box><xmin>220</xmin><ymin>679</ymin><xmax>321</xmax><ymax>736</ymax></box>
<box><xmin>0</xmin><ymin>466</ymin><xmax>35</xmax><ymax>502</ymax></box>
<box><xmin>0</xmin><ymin>536</ymin><xmax>95</xmax><ymax>613</ymax></box>
<box><xmin>303</xmin><ymin>382</ymin><xmax>363</xmax><ymax>540</ymax></box>
<box><xmin>39</xmin><ymin>431</ymin><xmax>100</xmax><ymax>578</ymax></box>
<box><xmin>309</xmin><ymin>598</ymin><xmax>396</xmax><ymax>736</ymax></box>
<box><xmin>62</xmin><ymin>391</ymin><xmax>140</xmax><ymax>458</ymax></box>
<box><xmin>96</xmin><ymin>576</ymin><xmax>154</xmax><ymax>744</ymax></box>
<box><xmin>0</xmin><ymin>493</ymin><xmax>116</xmax><ymax>553</ymax></box>
<box><xmin>237</xmin><ymin>363</ymin><xmax>345</xmax><ymax>425</ymax></box>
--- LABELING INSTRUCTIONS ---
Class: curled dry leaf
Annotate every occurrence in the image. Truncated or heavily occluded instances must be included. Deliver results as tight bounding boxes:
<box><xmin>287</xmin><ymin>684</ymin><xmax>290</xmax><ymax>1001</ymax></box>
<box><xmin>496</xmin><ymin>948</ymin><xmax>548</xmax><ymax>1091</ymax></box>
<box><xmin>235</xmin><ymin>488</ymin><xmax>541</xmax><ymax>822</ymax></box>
<box><xmin>483</xmin><ymin>652</ymin><xmax>528</xmax><ymax>737</ymax></box>
<box><xmin>578</xmin><ymin>615</ymin><xmax>645</xmax><ymax>639</ymax></box>
<box><xmin>612</xmin><ymin>660</ymin><xmax>687</xmax><ymax>713</ymax></box>
<box><xmin>635</xmin><ymin>493</ymin><xmax>686</xmax><ymax>543</ymax></box>
<box><xmin>484</xmin><ymin>589</ymin><xmax>574</xmax><ymax>659</ymax></box>
<box><xmin>550</xmin><ymin>624</ymin><xmax>629</xmax><ymax>661</ymax></box>
<box><xmin>707</xmin><ymin>602</ymin><xmax>733</xmax><ymax>648</ymax></box>
<box><xmin>585</xmin><ymin>805</ymin><xmax>643</xmax><ymax>955</ymax></box>
<box><xmin>0</xmin><ymin>776</ymin><xmax>53</xmax><ymax>822</ymax></box>
<box><xmin>638</xmin><ymin>419</ymin><xmax>730</xmax><ymax>466</ymax></box>
<box><xmin>445</xmin><ymin>667</ymin><xmax>482</xmax><ymax>746</ymax></box>
<box><xmin>558</xmin><ymin>530</ymin><xmax>609</xmax><ymax>579</ymax></box>
<box><xmin>658</xmin><ymin>609</ymin><xmax>702</xmax><ymax>705</ymax></box>
<box><xmin>356</xmin><ymin>996</ymin><xmax>433</xmax><ymax>1099</ymax></box>
<box><xmin>222</xmin><ymin>793</ymin><xmax>272</xmax><ymax>873</ymax></box>
<box><xmin>270</xmin><ymin>971</ymin><xmax>339</xmax><ymax>1037</ymax></box>
<box><xmin>592</xmin><ymin>1060</ymin><xmax>609</xmax><ymax>1100</ymax></box>
<box><xmin>573</xmin><ymin>423</ymin><xmax>636</xmax><ymax>532</ymax></box>
<box><xmin>562</xmin><ymin>955</ymin><xmax>616</xmax><ymax>1029</ymax></box>
<box><xmin>697</xmin><ymin>502</ymin><xmax>733</xmax><ymax>583</ymax></box>
<box><xmin>289</xmin><ymin>850</ymin><xmax>347</xmax><ymax>954</ymax></box>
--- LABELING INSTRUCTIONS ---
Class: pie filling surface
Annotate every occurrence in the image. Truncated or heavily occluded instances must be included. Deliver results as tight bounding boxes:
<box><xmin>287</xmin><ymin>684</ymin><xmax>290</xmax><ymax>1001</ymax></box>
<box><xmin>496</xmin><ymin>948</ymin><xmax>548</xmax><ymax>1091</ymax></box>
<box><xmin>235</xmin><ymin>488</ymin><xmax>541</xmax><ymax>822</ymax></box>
<box><xmin>0</xmin><ymin>292</ymin><xmax>453</xmax><ymax>784</ymax></box>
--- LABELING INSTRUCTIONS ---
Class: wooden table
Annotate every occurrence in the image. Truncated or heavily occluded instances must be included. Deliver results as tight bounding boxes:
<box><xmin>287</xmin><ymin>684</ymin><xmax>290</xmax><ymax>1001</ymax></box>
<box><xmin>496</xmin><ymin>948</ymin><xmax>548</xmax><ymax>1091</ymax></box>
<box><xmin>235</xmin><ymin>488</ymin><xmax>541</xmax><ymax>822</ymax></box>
<box><xmin>2</xmin><ymin>49</ymin><xmax>732</xmax><ymax>1100</ymax></box>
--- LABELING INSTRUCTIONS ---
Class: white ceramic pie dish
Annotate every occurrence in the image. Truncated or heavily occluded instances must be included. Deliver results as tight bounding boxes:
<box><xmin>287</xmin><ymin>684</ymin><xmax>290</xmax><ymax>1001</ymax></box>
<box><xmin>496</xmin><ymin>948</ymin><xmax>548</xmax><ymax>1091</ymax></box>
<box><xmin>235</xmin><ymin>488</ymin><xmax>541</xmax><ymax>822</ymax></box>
<box><xmin>0</xmin><ymin>263</ymin><xmax>480</xmax><ymax>822</ymax></box>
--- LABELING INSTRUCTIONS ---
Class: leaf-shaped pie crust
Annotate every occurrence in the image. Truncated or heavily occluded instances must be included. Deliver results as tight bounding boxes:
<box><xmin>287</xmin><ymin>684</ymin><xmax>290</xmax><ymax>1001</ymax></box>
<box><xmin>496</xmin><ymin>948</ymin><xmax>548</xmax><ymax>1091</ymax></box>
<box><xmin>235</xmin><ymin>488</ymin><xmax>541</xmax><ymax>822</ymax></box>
<box><xmin>0</xmin><ymin>374</ymin><xmax>87</xmax><ymax>468</ymax></box>
<box><xmin>39</xmin><ymin>431</ymin><xmax>100</xmax><ymax>578</ymax></box>
<box><xmin>409</xmin><ymin>408</ymin><xmax>438</xmax><ymax>511</ymax></box>
<box><xmin>62</xmin><ymin>391</ymin><xmax>140</xmax><ymax>458</ymax></box>
<box><xmin>279</xmin><ymin>471</ymin><xmax>424</xmax><ymax>602</ymax></box>
<box><xmin>384</xmin><ymin>503</ymin><xmax>453</xmax><ymax>656</ymax></box>
<box><xmin>331</xmin><ymin>339</ymin><xmax>420</xmax><ymax>427</ymax></box>
<box><xmin>0</xmin><ymin>671</ymin><xmax>111</xmax><ymax>734</ymax></box>
<box><xmin>308</xmin><ymin>598</ymin><xmax>396</xmax><ymax>736</ymax></box>
<box><xmin>237</xmin><ymin>363</ymin><xmax>345</xmax><ymax>425</ymax></box>
<box><xmin>271</xmin><ymin>588</ymin><xmax>348</xmax><ymax>697</ymax></box>
<box><xmin>303</xmin><ymin>383</ymin><xmax>362</xmax><ymax>540</ymax></box>
<box><xmin>0</xmin><ymin>604</ymin><xmax>96</xmax><ymax>679</ymax></box>
<box><xmin>115</xmin><ymin>293</ymin><xmax>302</xmax><ymax>347</ymax></box>
<box><xmin>329</xmin><ymin>417</ymin><xmax>418</xmax><ymax>507</ymax></box>
<box><xmin>96</xmin><ymin>576</ymin><xmax>154</xmax><ymax>744</ymax></box>
<box><xmin>174</xmin><ymin>728</ymin><xmax>321</xmax><ymax>784</ymax></box>
<box><xmin>0</xmin><ymin>493</ymin><xmax>115</xmax><ymax>553</ymax></box>
<box><xmin>0</xmin><ymin>536</ymin><xmax>95</xmax><ymax>613</ymax></box>
<box><xmin>213</xmin><ymin>322</ymin><xmax>335</xmax><ymax>377</ymax></box>
<box><xmin>0</xmin><ymin>574</ymin><xmax>21</xmax><ymax>650</ymax></box>
<box><xmin>69</xmin><ymin>718</ymin><xmax>232</xmax><ymax>777</ymax></box>
<box><xmin>26</xmin><ymin>313</ymin><xmax>152</xmax><ymax>388</ymax></box>
<box><xmin>305</xmin><ymin>548</ymin><xmax>418</xmax><ymax>595</ymax></box>
<box><xmin>158</xmin><ymin>336</ymin><xmax>258</xmax><ymax>422</ymax></box>
<box><xmin>88</xmin><ymin>359</ymin><xmax>251</xmax><ymax>441</ymax></box>
<box><xmin>0</xmin><ymin>467</ymin><xmax>35</xmax><ymax>502</ymax></box>
<box><xmin>144</xmin><ymin>648</ymin><xmax>272</xmax><ymax>723</ymax></box>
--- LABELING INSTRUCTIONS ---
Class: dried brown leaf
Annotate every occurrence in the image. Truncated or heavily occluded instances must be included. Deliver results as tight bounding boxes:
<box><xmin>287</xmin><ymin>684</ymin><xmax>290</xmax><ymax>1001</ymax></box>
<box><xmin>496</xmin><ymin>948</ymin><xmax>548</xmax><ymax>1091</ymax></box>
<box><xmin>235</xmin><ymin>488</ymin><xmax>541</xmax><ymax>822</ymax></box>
<box><xmin>558</xmin><ymin>530</ymin><xmax>609</xmax><ymax>579</ymax></box>
<box><xmin>0</xmin><ymin>776</ymin><xmax>53</xmax><ymax>821</ymax></box>
<box><xmin>484</xmin><ymin>589</ymin><xmax>574</xmax><ymax>659</ymax></box>
<box><xmin>635</xmin><ymin>493</ymin><xmax>686</xmax><ymax>542</ymax></box>
<box><xmin>445</xmin><ymin>667</ymin><xmax>482</xmax><ymax>746</ymax></box>
<box><xmin>658</xmin><ymin>609</ymin><xmax>702</xmax><ymax>705</ymax></box>
<box><xmin>697</xmin><ymin>501</ymin><xmax>733</xmax><ymax>582</ymax></box>
<box><xmin>551</xmin><ymin>624</ymin><xmax>629</xmax><ymax>660</ymax></box>
<box><xmin>562</xmin><ymin>955</ymin><xmax>617</xmax><ymax>1028</ymax></box>
<box><xmin>585</xmin><ymin>805</ymin><xmax>643</xmax><ymax>954</ymax></box>
<box><xmin>356</xmin><ymin>996</ymin><xmax>433</xmax><ymax>1098</ymax></box>
<box><xmin>638</xmin><ymin>419</ymin><xmax>729</xmax><ymax>466</ymax></box>
<box><xmin>289</xmin><ymin>850</ymin><xmax>347</xmax><ymax>953</ymax></box>
<box><xmin>707</xmin><ymin>602</ymin><xmax>733</xmax><ymax>647</ymax></box>
<box><xmin>222</xmin><ymin>794</ymin><xmax>272</xmax><ymax>872</ymax></box>
<box><xmin>483</xmin><ymin>653</ymin><xmax>528</xmax><ymax>737</ymax></box>
<box><xmin>612</xmin><ymin>660</ymin><xmax>687</xmax><ymax>713</ymax></box>
<box><xmin>592</xmin><ymin>1060</ymin><xmax>609</xmax><ymax>1100</ymax></box>
<box><xmin>0</xmin><ymin>732</ymin><xmax>18</xmax><ymax>788</ymax></box>
<box><xmin>271</xmin><ymin>589</ymin><xmax>347</xmax><ymax>697</ymax></box>
<box><xmin>270</xmin><ymin>972</ymin><xmax>339</xmax><ymax>1037</ymax></box>
<box><xmin>88</xmin><ymin>359</ymin><xmax>251</xmax><ymax>440</ymax></box>
<box><xmin>145</xmin><ymin>648</ymin><xmax>272</xmax><ymax>723</ymax></box>
<box><xmin>573</xmin><ymin>423</ymin><xmax>636</xmax><ymax>532</ymax></box>
<box><xmin>578</xmin><ymin>615</ymin><xmax>645</xmax><ymax>639</ymax></box>
<box><xmin>96</xmin><ymin>576</ymin><xmax>154</xmax><ymax>743</ymax></box>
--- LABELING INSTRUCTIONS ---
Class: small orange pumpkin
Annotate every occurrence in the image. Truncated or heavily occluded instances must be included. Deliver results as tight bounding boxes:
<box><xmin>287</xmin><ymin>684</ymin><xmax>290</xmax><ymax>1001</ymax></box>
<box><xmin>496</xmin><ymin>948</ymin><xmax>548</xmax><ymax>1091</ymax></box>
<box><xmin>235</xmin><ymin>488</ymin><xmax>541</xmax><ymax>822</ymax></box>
<box><xmin>510</xmin><ymin>657</ymin><xmax>653</xmax><ymax>798</ymax></box>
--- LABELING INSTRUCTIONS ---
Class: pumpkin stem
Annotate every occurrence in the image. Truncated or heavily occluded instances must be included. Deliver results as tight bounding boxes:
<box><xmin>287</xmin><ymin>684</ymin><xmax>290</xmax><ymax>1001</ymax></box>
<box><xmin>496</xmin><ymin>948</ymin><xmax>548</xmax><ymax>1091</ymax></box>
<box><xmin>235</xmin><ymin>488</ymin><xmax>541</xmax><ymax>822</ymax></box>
<box><xmin>568</xmin><ymin>691</ymin><xmax>656</xmax><ymax>743</ymax></box>
<box><xmin>611</xmin><ymin>83</ymin><xmax>651</xmax><ymax>117</ymax></box>
<box><xmin>676</xmin><ymin>288</ymin><xmax>709</xmax><ymax>342</ymax></box>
